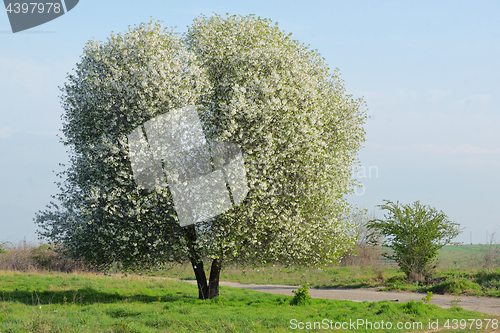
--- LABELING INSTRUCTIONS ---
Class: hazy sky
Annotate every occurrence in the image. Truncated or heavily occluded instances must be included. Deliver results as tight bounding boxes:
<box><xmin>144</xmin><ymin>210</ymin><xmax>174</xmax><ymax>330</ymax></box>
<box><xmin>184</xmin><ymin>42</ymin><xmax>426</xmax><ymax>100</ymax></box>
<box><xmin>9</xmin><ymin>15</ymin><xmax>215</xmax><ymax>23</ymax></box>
<box><xmin>1</xmin><ymin>0</ymin><xmax>498</xmax><ymax>245</ymax></box>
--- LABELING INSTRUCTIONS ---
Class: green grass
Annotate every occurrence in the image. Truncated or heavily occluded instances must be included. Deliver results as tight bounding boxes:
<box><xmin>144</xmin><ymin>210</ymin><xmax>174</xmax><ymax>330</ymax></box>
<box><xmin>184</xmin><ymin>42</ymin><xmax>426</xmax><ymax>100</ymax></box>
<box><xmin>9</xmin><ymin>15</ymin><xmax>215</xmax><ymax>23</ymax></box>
<box><xmin>154</xmin><ymin>262</ymin><xmax>500</xmax><ymax>297</ymax></box>
<box><xmin>379</xmin><ymin>244</ymin><xmax>493</xmax><ymax>270</ymax></box>
<box><xmin>378</xmin><ymin>244</ymin><xmax>496</xmax><ymax>269</ymax></box>
<box><xmin>155</xmin><ymin>263</ymin><xmax>402</xmax><ymax>289</ymax></box>
<box><xmin>437</xmin><ymin>245</ymin><xmax>491</xmax><ymax>269</ymax></box>
<box><xmin>1</xmin><ymin>270</ymin><xmax>498</xmax><ymax>332</ymax></box>
<box><xmin>378</xmin><ymin>269</ymin><xmax>500</xmax><ymax>296</ymax></box>
<box><xmin>441</xmin><ymin>245</ymin><xmax>485</xmax><ymax>254</ymax></box>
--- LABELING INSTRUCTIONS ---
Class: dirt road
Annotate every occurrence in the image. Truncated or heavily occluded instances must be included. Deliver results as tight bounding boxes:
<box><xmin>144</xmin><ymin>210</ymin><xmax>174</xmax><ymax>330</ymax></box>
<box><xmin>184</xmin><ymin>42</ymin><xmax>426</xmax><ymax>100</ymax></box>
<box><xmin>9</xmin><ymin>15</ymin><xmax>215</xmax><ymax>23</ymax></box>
<box><xmin>208</xmin><ymin>281</ymin><xmax>500</xmax><ymax>316</ymax></box>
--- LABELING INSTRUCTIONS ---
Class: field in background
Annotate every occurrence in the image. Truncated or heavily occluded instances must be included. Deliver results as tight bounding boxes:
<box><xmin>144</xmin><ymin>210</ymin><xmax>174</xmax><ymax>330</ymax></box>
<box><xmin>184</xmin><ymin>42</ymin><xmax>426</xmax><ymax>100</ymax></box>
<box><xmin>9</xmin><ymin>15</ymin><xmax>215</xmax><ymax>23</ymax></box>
<box><xmin>375</xmin><ymin>245</ymin><xmax>498</xmax><ymax>270</ymax></box>
<box><xmin>369</xmin><ymin>244</ymin><xmax>498</xmax><ymax>270</ymax></box>
<box><xmin>438</xmin><ymin>245</ymin><xmax>495</xmax><ymax>269</ymax></box>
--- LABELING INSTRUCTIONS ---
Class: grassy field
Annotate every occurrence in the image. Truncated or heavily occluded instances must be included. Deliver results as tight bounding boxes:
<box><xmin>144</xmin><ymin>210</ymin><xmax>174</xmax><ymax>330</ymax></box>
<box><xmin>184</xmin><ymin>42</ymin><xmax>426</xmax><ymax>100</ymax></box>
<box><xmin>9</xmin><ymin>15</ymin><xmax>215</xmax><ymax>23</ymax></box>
<box><xmin>144</xmin><ymin>244</ymin><xmax>500</xmax><ymax>299</ymax></box>
<box><xmin>153</xmin><ymin>261</ymin><xmax>500</xmax><ymax>297</ymax></box>
<box><xmin>437</xmin><ymin>245</ymin><xmax>496</xmax><ymax>269</ymax></box>
<box><xmin>379</xmin><ymin>244</ymin><xmax>498</xmax><ymax>266</ymax></box>
<box><xmin>154</xmin><ymin>263</ymin><xmax>402</xmax><ymax>289</ymax></box>
<box><xmin>1</xmin><ymin>271</ymin><xmax>499</xmax><ymax>333</ymax></box>
<box><xmin>377</xmin><ymin>244</ymin><xmax>494</xmax><ymax>270</ymax></box>
<box><xmin>2</xmin><ymin>242</ymin><xmax>500</xmax><ymax>332</ymax></box>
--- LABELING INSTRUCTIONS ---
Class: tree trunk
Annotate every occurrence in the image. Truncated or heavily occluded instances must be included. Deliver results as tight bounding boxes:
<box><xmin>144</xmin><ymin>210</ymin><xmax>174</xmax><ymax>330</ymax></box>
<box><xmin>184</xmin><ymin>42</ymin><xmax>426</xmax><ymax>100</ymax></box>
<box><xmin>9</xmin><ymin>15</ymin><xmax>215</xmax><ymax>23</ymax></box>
<box><xmin>190</xmin><ymin>257</ymin><xmax>209</xmax><ymax>299</ymax></box>
<box><xmin>184</xmin><ymin>225</ymin><xmax>223</xmax><ymax>300</ymax></box>
<box><xmin>208</xmin><ymin>258</ymin><xmax>222</xmax><ymax>299</ymax></box>
<box><xmin>185</xmin><ymin>225</ymin><xmax>209</xmax><ymax>299</ymax></box>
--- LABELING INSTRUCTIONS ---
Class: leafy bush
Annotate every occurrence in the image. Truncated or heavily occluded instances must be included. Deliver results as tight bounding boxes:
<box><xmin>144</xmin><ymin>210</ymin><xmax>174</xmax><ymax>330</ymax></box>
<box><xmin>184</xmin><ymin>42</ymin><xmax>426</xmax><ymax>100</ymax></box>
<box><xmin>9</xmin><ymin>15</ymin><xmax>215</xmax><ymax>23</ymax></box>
<box><xmin>31</xmin><ymin>243</ymin><xmax>56</xmax><ymax>268</ymax></box>
<box><xmin>474</xmin><ymin>269</ymin><xmax>500</xmax><ymax>288</ymax></box>
<box><xmin>290</xmin><ymin>284</ymin><xmax>311</xmax><ymax>306</ymax></box>
<box><xmin>375</xmin><ymin>302</ymin><xmax>396</xmax><ymax>315</ymax></box>
<box><xmin>368</xmin><ymin>200</ymin><xmax>462</xmax><ymax>282</ymax></box>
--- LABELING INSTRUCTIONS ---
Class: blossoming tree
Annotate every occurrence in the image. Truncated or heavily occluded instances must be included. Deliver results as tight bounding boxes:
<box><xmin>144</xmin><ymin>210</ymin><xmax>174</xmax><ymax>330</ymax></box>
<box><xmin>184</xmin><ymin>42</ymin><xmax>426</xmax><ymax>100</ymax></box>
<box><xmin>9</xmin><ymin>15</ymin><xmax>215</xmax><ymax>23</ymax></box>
<box><xmin>36</xmin><ymin>14</ymin><xmax>367</xmax><ymax>299</ymax></box>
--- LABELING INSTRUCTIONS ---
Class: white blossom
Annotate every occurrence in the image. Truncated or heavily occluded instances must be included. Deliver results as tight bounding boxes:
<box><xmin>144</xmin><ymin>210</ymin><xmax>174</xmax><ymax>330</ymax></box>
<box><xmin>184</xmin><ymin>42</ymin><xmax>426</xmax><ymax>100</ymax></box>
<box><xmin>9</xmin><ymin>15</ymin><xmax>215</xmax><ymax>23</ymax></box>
<box><xmin>35</xmin><ymin>15</ymin><xmax>366</xmax><ymax>271</ymax></box>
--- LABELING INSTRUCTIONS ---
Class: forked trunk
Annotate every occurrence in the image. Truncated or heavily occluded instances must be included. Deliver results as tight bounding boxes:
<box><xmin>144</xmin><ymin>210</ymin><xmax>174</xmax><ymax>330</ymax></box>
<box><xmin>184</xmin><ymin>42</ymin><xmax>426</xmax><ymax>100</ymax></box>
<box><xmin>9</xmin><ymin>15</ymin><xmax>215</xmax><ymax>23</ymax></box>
<box><xmin>185</xmin><ymin>224</ymin><xmax>222</xmax><ymax>300</ymax></box>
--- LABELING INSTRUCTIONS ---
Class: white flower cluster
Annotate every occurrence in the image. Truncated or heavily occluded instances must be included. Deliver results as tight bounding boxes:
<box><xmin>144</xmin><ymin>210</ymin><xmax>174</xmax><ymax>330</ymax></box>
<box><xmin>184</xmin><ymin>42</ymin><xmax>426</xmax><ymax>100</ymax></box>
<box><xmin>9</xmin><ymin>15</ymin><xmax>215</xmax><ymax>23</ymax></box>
<box><xmin>35</xmin><ymin>15</ymin><xmax>367</xmax><ymax>270</ymax></box>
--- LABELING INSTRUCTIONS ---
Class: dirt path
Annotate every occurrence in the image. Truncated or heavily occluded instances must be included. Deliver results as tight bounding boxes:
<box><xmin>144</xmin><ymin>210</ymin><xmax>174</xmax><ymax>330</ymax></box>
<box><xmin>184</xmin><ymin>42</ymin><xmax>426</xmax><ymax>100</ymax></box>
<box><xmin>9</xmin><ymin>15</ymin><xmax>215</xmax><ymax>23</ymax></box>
<box><xmin>185</xmin><ymin>280</ymin><xmax>500</xmax><ymax>316</ymax></box>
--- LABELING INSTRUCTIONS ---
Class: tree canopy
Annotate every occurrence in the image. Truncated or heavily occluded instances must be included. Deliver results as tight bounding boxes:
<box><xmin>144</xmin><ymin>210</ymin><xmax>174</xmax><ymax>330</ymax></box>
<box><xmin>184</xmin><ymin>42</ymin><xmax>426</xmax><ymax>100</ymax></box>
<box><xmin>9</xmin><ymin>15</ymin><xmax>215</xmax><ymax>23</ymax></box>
<box><xmin>36</xmin><ymin>14</ymin><xmax>367</xmax><ymax>298</ymax></box>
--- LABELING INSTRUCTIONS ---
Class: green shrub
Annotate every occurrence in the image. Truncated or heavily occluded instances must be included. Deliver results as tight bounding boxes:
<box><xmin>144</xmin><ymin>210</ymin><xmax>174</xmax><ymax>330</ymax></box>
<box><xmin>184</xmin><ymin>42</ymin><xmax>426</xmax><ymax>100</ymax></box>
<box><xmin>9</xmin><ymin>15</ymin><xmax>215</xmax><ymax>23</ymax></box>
<box><xmin>367</xmin><ymin>200</ymin><xmax>461</xmax><ymax>282</ymax></box>
<box><xmin>290</xmin><ymin>284</ymin><xmax>311</xmax><ymax>306</ymax></box>
<box><xmin>422</xmin><ymin>291</ymin><xmax>433</xmax><ymax>304</ymax></box>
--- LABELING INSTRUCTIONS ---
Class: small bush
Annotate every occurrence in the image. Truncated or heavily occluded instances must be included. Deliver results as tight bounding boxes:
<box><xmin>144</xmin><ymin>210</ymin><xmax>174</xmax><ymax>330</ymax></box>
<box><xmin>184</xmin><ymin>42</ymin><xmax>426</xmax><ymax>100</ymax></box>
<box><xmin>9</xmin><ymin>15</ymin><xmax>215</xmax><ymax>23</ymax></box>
<box><xmin>375</xmin><ymin>302</ymin><xmax>395</xmax><ymax>315</ymax></box>
<box><xmin>474</xmin><ymin>269</ymin><xmax>500</xmax><ymax>287</ymax></box>
<box><xmin>422</xmin><ymin>291</ymin><xmax>433</xmax><ymax>304</ymax></box>
<box><xmin>31</xmin><ymin>243</ymin><xmax>84</xmax><ymax>272</ymax></box>
<box><xmin>290</xmin><ymin>284</ymin><xmax>311</xmax><ymax>306</ymax></box>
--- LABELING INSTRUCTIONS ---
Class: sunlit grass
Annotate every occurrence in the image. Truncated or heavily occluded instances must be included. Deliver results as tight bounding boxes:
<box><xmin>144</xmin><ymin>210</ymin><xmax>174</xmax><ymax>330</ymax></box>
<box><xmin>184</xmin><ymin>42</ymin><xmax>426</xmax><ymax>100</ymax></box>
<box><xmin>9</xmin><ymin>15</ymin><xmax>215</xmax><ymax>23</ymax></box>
<box><xmin>1</xmin><ymin>270</ymin><xmax>498</xmax><ymax>332</ymax></box>
<box><xmin>155</xmin><ymin>262</ymin><xmax>500</xmax><ymax>297</ymax></box>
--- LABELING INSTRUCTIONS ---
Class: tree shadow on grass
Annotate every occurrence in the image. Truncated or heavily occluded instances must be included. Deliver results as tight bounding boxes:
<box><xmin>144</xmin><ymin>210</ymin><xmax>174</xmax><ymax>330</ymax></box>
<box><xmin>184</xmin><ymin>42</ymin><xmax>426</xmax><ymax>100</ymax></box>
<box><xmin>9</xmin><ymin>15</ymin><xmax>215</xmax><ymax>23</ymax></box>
<box><xmin>0</xmin><ymin>287</ymin><xmax>200</xmax><ymax>306</ymax></box>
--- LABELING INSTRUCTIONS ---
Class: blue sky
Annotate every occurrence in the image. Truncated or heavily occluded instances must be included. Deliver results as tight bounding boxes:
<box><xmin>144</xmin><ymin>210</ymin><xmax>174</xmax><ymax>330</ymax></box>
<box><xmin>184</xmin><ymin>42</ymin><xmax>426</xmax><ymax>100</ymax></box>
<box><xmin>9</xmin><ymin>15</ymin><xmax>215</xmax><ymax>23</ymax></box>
<box><xmin>1</xmin><ymin>0</ymin><xmax>498</xmax><ymax>245</ymax></box>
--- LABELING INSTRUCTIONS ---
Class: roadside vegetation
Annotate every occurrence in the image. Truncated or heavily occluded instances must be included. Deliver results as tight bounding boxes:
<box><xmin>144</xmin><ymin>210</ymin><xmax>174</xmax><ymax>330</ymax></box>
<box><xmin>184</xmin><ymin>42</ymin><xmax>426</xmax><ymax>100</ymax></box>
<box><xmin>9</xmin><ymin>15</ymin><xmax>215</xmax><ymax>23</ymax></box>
<box><xmin>0</xmin><ymin>241</ymin><xmax>83</xmax><ymax>273</ymax></box>
<box><xmin>1</xmin><ymin>271</ymin><xmax>498</xmax><ymax>332</ymax></box>
<box><xmin>366</xmin><ymin>200</ymin><xmax>462</xmax><ymax>283</ymax></box>
<box><xmin>154</xmin><ymin>262</ymin><xmax>500</xmax><ymax>297</ymax></box>
<box><xmin>2</xmin><ymin>238</ymin><xmax>500</xmax><ymax>299</ymax></box>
